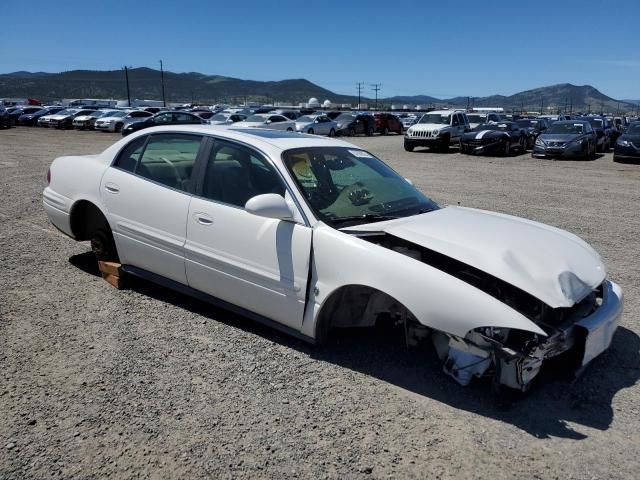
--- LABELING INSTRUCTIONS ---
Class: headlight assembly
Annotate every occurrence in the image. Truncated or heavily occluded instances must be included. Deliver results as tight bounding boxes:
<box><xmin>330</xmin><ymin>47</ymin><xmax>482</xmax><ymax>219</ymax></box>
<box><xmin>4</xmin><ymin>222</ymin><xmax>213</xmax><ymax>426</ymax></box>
<box><xmin>617</xmin><ymin>139</ymin><xmax>630</xmax><ymax>147</ymax></box>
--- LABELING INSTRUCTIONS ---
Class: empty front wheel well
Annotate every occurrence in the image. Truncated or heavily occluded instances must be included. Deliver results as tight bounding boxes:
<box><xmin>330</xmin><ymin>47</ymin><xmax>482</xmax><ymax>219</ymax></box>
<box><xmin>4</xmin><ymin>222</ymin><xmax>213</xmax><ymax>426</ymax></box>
<box><xmin>314</xmin><ymin>285</ymin><xmax>420</xmax><ymax>345</ymax></box>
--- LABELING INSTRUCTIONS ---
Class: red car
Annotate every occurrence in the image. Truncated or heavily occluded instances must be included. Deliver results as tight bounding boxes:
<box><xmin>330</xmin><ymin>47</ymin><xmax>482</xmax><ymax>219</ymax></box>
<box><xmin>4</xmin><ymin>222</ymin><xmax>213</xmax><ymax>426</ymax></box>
<box><xmin>374</xmin><ymin>113</ymin><xmax>403</xmax><ymax>135</ymax></box>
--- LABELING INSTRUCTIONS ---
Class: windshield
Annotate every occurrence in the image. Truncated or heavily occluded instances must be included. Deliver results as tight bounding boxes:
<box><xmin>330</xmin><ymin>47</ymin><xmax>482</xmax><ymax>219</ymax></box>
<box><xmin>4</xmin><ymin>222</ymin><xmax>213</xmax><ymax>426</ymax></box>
<box><xmin>473</xmin><ymin>123</ymin><xmax>504</xmax><ymax>131</ymax></box>
<box><xmin>588</xmin><ymin>119</ymin><xmax>603</xmax><ymax>128</ymax></box>
<box><xmin>418</xmin><ymin>114</ymin><xmax>450</xmax><ymax>125</ymax></box>
<box><xmin>54</xmin><ymin>109</ymin><xmax>73</xmax><ymax>115</ymax></box>
<box><xmin>516</xmin><ymin>119</ymin><xmax>539</xmax><ymax>128</ymax></box>
<box><xmin>627</xmin><ymin>123</ymin><xmax>640</xmax><ymax>134</ymax></box>
<box><xmin>297</xmin><ymin>115</ymin><xmax>314</xmax><ymax>123</ymax></box>
<box><xmin>467</xmin><ymin>114</ymin><xmax>485</xmax><ymax>124</ymax></box>
<box><xmin>282</xmin><ymin>147</ymin><xmax>438</xmax><ymax>227</ymax></box>
<box><xmin>245</xmin><ymin>115</ymin><xmax>267</xmax><ymax>122</ymax></box>
<box><xmin>335</xmin><ymin>113</ymin><xmax>355</xmax><ymax>123</ymax></box>
<box><xmin>547</xmin><ymin>123</ymin><xmax>586</xmax><ymax>134</ymax></box>
<box><xmin>210</xmin><ymin>114</ymin><xmax>229</xmax><ymax>121</ymax></box>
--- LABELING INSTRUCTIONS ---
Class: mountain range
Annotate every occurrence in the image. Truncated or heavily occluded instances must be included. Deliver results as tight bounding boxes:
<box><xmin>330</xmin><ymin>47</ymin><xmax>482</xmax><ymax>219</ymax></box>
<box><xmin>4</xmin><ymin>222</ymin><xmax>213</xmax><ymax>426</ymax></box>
<box><xmin>0</xmin><ymin>68</ymin><xmax>636</xmax><ymax>113</ymax></box>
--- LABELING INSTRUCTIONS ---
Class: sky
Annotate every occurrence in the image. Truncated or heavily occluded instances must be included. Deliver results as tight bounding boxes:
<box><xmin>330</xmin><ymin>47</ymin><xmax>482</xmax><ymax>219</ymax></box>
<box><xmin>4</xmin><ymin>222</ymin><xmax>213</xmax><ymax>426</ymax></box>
<box><xmin>1</xmin><ymin>0</ymin><xmax>639</xmax><ymax>100</ymax></box>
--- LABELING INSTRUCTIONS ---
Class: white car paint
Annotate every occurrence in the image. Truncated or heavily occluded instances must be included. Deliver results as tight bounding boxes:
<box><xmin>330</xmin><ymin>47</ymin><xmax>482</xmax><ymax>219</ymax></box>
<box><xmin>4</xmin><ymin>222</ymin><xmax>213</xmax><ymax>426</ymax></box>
<box><xmin>42</xmin><ymin>125</ymin><xmax>623</xmax><ymax>392</ymax></box>
<box><xmin>405</xmin><ymin>110</ymin><xmax>469</xmax><ymax>145</ymax></box>
<box><xmin>232</xmin><ymin>114</ymin><xmax>296</xmax><ymax>131</ymax></box>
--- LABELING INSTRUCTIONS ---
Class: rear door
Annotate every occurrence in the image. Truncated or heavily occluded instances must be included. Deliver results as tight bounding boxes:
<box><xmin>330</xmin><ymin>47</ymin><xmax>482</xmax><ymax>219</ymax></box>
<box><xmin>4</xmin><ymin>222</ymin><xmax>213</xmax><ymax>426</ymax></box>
<box><xmin>185</xmin><ymin>138</ymin><xmax>312</xmax><ymax>330</ymax></box>
<box><xmin>101</xmin><ymin>132</ymin><xmax>205</xmax><ymax>284</ymax></box>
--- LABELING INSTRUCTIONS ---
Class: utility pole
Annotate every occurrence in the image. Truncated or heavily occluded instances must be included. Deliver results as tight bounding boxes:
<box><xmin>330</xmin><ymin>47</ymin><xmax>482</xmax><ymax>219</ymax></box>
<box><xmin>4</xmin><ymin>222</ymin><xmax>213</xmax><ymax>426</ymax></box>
<box><xmin>123</xmin><ymin>66</ymin><xmax>131</xmax><ymax>107</ymax></box>
<box><xmin>466</xmin><ymin>96</ymin><xmax>470</xmax><ymax>110</ymax></box>
<box><xmin>540</xmin><ymin>97</ymin><xmax>544</xmax><ymax>114</ymax></box>
<box><xmin>570</xmin><ymin>97</ymin><xmax>573</xmax><ymax>115</ymax></box>
<box><xmin>371</xmin><ymin>83</ymin><xmax>381</xmax><ymax>110</ymax></box>
<box><xmin>356</xmin><ymin>82</ymin><xmax>364</xmax><ymax>110</ymax></box>
<box><xmin>159</xmin><ymin>60</ymin><xmax>166</xmax><ymax>107</ymax></box>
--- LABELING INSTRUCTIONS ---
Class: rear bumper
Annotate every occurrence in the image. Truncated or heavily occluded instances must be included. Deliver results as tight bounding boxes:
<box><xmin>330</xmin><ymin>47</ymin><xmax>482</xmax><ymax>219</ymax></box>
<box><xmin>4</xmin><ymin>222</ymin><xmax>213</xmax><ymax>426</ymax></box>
<box><xmin>43</xmin><ymin>187</ymin><xmax>73</xmax><ymax>238</ymax></box>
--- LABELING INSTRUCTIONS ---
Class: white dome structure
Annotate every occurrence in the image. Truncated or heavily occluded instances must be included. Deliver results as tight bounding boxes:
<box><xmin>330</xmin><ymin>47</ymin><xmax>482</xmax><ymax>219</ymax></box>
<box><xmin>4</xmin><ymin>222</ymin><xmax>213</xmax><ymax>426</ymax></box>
<box><xmin>322</xmin><ymin>99</ymin><xmax>332</xmax><ymax>107</ymax></box>
<box><xmin>308</xmin><ymin>97</ymin><xmax>320</xmax><ymax>107</ymax></box>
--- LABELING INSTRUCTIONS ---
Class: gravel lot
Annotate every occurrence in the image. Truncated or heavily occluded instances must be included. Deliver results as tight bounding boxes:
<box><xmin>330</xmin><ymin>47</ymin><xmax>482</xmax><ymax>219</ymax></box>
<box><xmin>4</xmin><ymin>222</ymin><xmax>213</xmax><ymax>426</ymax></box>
<box><xmin>1</xmin><ymin>127</ymin><xmax>639</xmax><ymax>479</ymax></box>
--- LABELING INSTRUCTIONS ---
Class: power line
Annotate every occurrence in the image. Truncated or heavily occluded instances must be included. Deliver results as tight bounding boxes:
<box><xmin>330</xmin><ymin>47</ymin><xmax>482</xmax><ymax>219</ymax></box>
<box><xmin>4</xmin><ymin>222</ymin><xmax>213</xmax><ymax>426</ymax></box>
<box><xmin>371</xmin><ymin>83</ymin><xmax>381</xmax><ymax>110</ymax></box>
<box><xmin>356</xmin><ymin>82</ymin><xmax>364</xmax><ymax>110</ymax></box>
<box><xmin>159</xmin><ymin>60</ymin><xmax>166</xmax><ymax>107</ymax></box>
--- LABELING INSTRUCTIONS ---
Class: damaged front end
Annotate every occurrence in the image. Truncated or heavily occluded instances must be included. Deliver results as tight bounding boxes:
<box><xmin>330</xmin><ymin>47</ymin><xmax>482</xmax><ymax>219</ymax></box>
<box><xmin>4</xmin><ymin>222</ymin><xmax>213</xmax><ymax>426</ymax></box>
<box><xmin>354</xmin><ymin>232</ymin><xmax>623</xmax><ymax>392</ymax></box>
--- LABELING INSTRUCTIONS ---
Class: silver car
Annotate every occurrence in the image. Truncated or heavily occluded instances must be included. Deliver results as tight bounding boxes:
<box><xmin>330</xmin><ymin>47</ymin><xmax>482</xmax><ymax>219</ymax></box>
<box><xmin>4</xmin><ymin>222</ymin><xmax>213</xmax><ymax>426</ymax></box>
<box><xmin>295</xmin><ymin>114</ymin><xmax>338</xmax><ymax>136</ymax></box>
<box><xmin>208</xmin><ymin>113</ymin><xmax>247</xmax><ymax>125</ymax></box>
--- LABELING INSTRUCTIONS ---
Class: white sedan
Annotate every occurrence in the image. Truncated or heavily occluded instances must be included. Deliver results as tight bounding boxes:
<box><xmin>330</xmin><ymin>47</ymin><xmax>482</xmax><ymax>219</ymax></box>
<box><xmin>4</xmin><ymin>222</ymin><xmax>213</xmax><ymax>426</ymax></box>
<box><xmin>42</xmin><ymin>126</ymin><xmax>623</xmax><ymax>393</ymax></box>
<box><xmin>231</xmin><ymin>113</ymin><xmax>296</xmax><ymax>131</ymax></box>
<box><xmin>295</xmin><ymin>114</ymin><xmax>338</xmax><ymax>136</ymax></box>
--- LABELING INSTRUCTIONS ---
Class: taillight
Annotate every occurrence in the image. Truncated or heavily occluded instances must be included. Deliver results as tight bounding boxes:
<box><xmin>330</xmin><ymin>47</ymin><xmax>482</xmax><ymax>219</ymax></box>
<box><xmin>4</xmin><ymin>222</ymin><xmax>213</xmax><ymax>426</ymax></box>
<box><xmin>46</xmin><ymin>168</ymin><xmax>51</xmax><ymax>185</ymax></box>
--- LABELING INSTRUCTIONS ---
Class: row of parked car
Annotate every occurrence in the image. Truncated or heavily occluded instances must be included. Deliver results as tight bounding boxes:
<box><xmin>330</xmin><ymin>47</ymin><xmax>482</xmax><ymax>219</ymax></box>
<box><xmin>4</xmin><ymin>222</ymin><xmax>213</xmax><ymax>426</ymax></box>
<box><xmin>403</xmin><ymin>110</ymin><xmax>639</xmax><ymax>162</ymax></box>
<box><xmin>0</xmin><ymin>103</ymin><xmax>407</xmax><ymax>138</ymax></box>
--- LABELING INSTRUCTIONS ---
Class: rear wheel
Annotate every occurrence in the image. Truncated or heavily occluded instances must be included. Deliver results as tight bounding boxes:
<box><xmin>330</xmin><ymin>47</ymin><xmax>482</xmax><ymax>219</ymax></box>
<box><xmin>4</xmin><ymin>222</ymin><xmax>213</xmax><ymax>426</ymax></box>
<box><xmin>503</xmin><ymin>139</ymin><xmax>511</xmax><ymax>156</ymax></box>
<box><xmin>519</xmin><ymin>136</ymin><xmax>526</xmax><ymax>152</ymax></box>
<box><xmin>366</xmin><ymin>127</ymin><xmax>374</xmax><ymax>136</ymax></box>
<box><xmin>286</xmin><ymin>127</ymin><xmax>293</xmax><ymax>132</ymax></box>
<box><xmin>348</xmin><ymin>128</ymin><xmax>356</xmax><ymax>137</ymax></box>
<box><xmin>383</xmin><ymin>127</ymin><xmax>389</xmax><ymax>135</ymax></box>
<box><xmin>329</xmin><ymin>128</ymin><xmax>335</xmax><ymax>137</ymax></box>
<box><xmin>307</xmin><ymin>128</ymin><xmax>314</xmax><ymax>135</ymax></box>
<box><xmin>90</xmin><ymin>226</ymin><xmax>119</xmax><ymax>262</ymax></box>
<box><xmin>115</xmin><ymin>122</ymin><xmax>123</xmax><ymax>133</ymax></box>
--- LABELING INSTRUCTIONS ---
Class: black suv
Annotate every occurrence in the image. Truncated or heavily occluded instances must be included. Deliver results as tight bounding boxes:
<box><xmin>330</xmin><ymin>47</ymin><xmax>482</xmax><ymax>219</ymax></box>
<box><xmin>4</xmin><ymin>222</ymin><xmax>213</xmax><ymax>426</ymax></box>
<box><xmin>334</xmin><ymin>113</ymin><xmax>375</xmax><ymax>136</ymax></box>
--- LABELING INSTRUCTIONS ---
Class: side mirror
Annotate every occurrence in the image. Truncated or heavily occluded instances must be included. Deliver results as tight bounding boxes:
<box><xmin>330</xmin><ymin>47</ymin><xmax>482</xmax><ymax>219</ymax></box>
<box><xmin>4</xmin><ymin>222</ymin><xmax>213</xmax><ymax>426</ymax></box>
<box><xmin>265</xmin><ymin>120</ymin><xmax>272</xmax><ymax>124</ymax></box>
<box><xmin>245</xmin><ymin>194</ymin><xmax>293</xmax><ymax>220</ymax></box>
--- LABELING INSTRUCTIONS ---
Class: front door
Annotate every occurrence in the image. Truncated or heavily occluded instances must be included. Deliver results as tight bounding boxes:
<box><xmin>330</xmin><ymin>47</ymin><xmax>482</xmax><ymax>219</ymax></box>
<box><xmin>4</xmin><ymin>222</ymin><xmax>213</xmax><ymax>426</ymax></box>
<box><xmin>184</xmin><ymin>138</ymin><xmax>312</xmax><ymax>330</ymax></box>
<box><xmin>101</xmin><ymin>132</ymin><xmax>204</xmax><ymax>284</ymax></box>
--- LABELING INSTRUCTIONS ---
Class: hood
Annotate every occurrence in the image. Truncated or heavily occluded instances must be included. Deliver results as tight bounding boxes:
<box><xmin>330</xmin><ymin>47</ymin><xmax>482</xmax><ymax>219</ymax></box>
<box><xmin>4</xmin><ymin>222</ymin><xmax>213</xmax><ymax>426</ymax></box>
<box><xmin>343</xmin><ymin>206</ymin><xmax>605</xmax><ymax>308</ymax></box>
<box><xmin>296</xmin><ymin>121</ymin><xmax>312</xmax><ymax>129</ymax></box>
<box><xmin>233</xmin><ymin>121</ymin><xmax>265</xmax><ymax>127</ymax></box>
<box><xmin>74</xmin><ymin>115</ymin><xmax>92</xmax><ymax>121</ymax></box>
<box><xmin>50</xmin><ymin>114</ymin><xmax>70</xmax><ymax>120</ymax></box>
<box><xmin>538</xmin><ymin>133</ymin><xmax>581</xmax><ymax>143</ymax></box>
<box><xmin>463</xmin><ymin>130</ymin><xmax>503</xmax><ymax>140</ymax></box>
<box><xmin>97</xmin><ymin>116</ymin><xmax>119</xmax><ymax>122</ymax></box>
<box><xmin>410</xmin><ymin>123</ymin><xmax>448</xmax><ymax>131</ymax></box>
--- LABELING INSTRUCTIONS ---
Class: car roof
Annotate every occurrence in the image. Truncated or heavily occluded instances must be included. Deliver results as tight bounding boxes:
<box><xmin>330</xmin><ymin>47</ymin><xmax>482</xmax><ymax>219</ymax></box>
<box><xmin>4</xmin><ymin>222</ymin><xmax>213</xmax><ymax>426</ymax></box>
<box><xmin>124</xmin><ymin>125</ymin><xmax>354</xmax><ymax>152</ymax></box>
<box><xmin>426</xmin><ymin>110</ymin><xmax>456</xmax><ymax>115</ymax></box>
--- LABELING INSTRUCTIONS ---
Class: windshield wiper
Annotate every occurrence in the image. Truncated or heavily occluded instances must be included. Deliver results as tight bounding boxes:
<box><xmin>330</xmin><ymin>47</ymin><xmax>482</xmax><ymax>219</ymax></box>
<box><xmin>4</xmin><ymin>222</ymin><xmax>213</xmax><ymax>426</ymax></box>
<box><xmin>331</xmin><ymin>214</ymin><xmax>399</xmax><ymax>225</ymax></box>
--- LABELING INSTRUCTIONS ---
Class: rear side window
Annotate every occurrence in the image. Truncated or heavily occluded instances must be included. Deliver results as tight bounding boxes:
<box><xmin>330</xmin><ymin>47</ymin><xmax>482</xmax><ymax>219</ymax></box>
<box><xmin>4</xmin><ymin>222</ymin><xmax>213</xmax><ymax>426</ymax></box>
<box><xmin>115</xmin><ymin>134</ymin><xmax>202</xmax><ymax>191</ymax></box>
<box><xmin>137</xmin><ymin>134</ymin><xmax>202</xmax><ymax>191</ymax></box>
<box><xmin>114</xmin><ymin>136</ymin><xmax>147</xmax><ymax>173</ymax></box>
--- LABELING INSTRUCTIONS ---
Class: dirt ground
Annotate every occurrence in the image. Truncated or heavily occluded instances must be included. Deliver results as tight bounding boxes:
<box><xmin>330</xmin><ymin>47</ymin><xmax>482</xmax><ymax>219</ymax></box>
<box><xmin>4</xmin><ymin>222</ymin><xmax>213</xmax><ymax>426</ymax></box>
<box><xmin>1</xmin><ymin>127</ymin><xmax>639</xmax><ymax>479</ymax></box>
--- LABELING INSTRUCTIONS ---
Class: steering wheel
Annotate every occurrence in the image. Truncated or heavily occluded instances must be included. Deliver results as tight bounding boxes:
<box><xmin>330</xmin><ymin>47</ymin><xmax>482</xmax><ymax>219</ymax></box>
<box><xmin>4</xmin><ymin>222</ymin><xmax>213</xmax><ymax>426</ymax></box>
<box><xmin>337</xmin><ymin>182</ymin><xmax>373</xmax><ymax>206</ymax></box>
<box><xmin>159</xmin><ymin>157</ymin><xmax>183</xmax><ymax>185</ymax></box>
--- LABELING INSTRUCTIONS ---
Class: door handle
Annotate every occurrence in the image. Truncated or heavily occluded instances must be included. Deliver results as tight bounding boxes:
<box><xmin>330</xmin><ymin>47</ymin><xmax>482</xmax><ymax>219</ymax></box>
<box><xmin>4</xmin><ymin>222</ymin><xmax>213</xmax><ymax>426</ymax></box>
<box><xmin>194</xmin><ymin>212</ymin><xmax>213</xmax><ymax>225</ymax></box>
<box><xmin>104</xmin><ymin>183</ymin><xmax>120</xmax><ymax>193</ymax></box>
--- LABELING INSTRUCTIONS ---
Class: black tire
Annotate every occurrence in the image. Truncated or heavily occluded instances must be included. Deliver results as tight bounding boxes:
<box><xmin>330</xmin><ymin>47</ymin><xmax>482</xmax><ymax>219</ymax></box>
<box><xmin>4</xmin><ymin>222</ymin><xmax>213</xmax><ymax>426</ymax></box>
<box><xmin>90</xmin><ymin>226</ymin><xmax>119</xmax><ymax>262</ymax></box>
<box><xmin>286</xmin><ymin>127</ymin><xmax>293</xmax><ymax>132</ymax></box>
<box><xmin>503</xmin><ymin>138</ymin><xmax>510</xmax><ymax>156</ymax></box>
<box><xmin>329</xmin><ymin>128</ymin><xmax>335</xmax><ymax>137</ymax></box>
<box><xmin>519</xmin><ymin>136</ymin><xmax>526</xmax><ymax>152</ymax></box>
<box><xmin>459</xmin><ymin>142</ymin><xmax>467</xmax><ymax>154</ymax></box>
<box><xmin>115</xmin><ymin>122</ymin><xmax>123</xmax><ymax>133</ymax></box>
<box><xmin>366</xmin><ymin>128</ymin><xmax>374</xmax><ymax>137</ymax></box>
<box><xmin>437</xmin><ymin>136</ymin><xmax>450</xmax><ymax>152</ymax></box>
<box><xmin>307</xmin><ymin>128</ymin><xmax>314</xmax><ymax>135</ymax></box>
<box><xmin>383</xmin><ymin>127</ymin><xmax>389</xmax><ymax>135</ymax></box>
<box><xmin>404</xmin><ymin>141</ymin><xmax>414</xmax><ymax>152</ymax></box>
<box><xmin>348</xmin><ymin>128</ymin><xmax>356</xmax><ymax>137</ymax></box>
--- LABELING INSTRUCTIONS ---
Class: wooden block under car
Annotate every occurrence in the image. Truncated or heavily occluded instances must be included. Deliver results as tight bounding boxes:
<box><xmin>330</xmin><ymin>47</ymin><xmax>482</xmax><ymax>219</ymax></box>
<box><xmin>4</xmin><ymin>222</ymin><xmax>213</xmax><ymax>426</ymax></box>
<box><xmin>101</xmin><ymin>273</ymin><xmax>126</xmax><ymax>290</ymax></box>
<box><xmin>98</xmin><ymin>261</ymin><xmax>122</xmax><ymax>277</ymax></box>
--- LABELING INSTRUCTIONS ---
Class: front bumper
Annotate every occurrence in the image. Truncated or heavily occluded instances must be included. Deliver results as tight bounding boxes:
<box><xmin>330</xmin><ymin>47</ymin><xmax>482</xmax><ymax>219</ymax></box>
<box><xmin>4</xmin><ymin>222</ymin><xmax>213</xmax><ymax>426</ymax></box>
<box><xmin>613</xmin><ymin>145</ymin><xmax>640</xmax><ymax>161</ymax></box>
<box><xmin>532</xmin><ymin>142</ymin><xmax>588</xmax><ymax>158</ymax></box>
<box><xmin>461</xmin><ymin>139</ymin><xmax>504</xmax><ymax>155</ymax></box>
<box><xmin>574</xmin><ymin>280</ymin><xmax>623</xmax><ymax>366</ymax></box>
<box><xmin>404</xmin><ymin>135</ymin><xmax>445</xmax><ymax>147</ymax></box>
<box><xmin>95</xmin><ymin>123</ymin><xmax>114</xmax><ymax>131</ymax></box>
